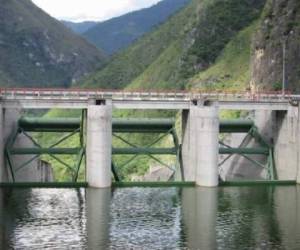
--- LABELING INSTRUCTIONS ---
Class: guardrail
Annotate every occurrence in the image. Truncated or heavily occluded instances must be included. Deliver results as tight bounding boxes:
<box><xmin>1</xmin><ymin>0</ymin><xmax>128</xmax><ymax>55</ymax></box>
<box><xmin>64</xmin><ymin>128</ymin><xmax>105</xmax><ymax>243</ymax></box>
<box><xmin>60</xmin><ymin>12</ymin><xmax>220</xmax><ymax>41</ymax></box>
<box><xmin>0</xmin><ymin>88</ymin><xmax>298</xmax><ymax>102</ymax></box>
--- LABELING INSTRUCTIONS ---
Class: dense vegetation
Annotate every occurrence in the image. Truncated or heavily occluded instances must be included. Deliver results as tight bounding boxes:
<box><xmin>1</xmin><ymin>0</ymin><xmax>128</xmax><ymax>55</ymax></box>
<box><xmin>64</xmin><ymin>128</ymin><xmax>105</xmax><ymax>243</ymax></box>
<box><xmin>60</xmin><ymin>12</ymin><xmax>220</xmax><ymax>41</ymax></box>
<box><xmin>81</xmin><ymin>0</ymin><xmax>195</xmax><ymax>89</ymax></box>
<box><xmin>0</xmin><ymin>0</ymin><xmax>106</xmax><ymax>87</ymax></box>
<box><xmin>82</xmin><ymin>0</ymin><xmax>266</xmax><ymax>91</ymax></box>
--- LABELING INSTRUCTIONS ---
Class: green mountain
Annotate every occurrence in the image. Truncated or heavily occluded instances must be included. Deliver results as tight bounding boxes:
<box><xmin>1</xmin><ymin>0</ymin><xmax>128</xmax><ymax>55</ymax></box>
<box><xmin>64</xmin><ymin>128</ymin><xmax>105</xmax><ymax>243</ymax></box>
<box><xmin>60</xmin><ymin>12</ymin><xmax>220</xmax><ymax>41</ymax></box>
<box><xmin>0</xmin><ymin>0</ymin><xmax>106</xmax><ymax>88</ymax></box>
<box><xmin>82</xmin><ymin>0</ymin><xmax>266</xmax><ymax>91</ymax></box>
<box><xmin>82</xmin><ymin>0</ymin><xmax>190</xmax><ymax>55</ymax></box>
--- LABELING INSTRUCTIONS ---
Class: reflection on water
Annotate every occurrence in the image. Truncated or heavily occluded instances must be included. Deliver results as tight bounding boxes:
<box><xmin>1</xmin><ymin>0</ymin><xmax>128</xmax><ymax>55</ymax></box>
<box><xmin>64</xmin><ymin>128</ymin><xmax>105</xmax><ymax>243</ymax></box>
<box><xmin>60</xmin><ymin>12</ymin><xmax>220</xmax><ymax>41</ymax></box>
<box><xmin>0</xmin><ymin>186</ymin><xmax>300</xmax><ymax>249</ymax></box>
<box><xmin>181</xmin><ymin>187</ymin><xmax>217</xmax><ymax>250</ymax></box>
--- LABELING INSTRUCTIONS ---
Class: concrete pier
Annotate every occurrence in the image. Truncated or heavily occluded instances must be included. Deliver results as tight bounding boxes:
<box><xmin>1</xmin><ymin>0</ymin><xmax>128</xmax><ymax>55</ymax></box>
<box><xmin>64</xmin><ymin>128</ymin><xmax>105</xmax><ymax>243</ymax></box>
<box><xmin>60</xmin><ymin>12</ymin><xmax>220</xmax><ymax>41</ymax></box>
<box><xmin>86</xmin><ymin>103</ymin><xmax>112</xmax><ymax>188</ymax></box>
<box><xmin>182</xmin><ymin>104</ymin><xmax>219</xmax><ymax>186</ymax></box>
<box><xmin>0</xmin><ymin>105</ymin><xmax>4</xmax><ymax>182</ymax></box>
<box><xmin>195</xmin><ymin>104</ymin><xmax>219</xmax><ymax>187</ymax></box>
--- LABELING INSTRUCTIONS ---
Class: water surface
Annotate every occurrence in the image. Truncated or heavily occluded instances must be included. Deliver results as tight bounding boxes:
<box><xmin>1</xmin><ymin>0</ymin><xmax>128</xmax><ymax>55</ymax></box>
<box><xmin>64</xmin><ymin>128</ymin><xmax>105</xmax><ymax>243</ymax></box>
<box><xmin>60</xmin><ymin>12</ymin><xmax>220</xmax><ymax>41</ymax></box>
<box><xmin>0</xmin><ymin>186</ymin><xmax>300</xmax><ymax>249</ymax></box>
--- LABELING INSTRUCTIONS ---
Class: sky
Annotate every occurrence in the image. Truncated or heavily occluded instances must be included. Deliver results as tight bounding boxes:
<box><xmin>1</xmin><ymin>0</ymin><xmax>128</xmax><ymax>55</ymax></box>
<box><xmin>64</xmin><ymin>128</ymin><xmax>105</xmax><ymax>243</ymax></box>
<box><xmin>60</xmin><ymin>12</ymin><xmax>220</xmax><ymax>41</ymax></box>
<box><xmin>32</xmin><ymin>0</ymin><xmax>163</xmax><ymax>23</ymax></box>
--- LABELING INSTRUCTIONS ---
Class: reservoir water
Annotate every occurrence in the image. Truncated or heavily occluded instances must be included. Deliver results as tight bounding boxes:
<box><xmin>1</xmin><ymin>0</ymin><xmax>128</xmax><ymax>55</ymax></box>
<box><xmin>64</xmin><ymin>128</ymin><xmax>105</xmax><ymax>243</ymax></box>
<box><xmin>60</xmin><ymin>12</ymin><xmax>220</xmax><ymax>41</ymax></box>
<box><xmin>0</xmin><ymin>186</ymin><xmax>300</xmax><ymax>249</ymax></box>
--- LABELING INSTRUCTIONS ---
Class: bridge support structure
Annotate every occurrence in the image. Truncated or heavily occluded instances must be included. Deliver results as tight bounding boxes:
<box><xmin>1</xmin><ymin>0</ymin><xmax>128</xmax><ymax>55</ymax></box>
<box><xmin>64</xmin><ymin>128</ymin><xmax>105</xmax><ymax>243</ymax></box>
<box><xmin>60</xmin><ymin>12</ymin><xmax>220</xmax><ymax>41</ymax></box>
<box><xmin>182</xmin><ymin>102</ymin><xmax>219</xmax><ymax>187</ymax></box>
<box><xmin>0</xmin><ymin>104</ymin><xmax>4</xmax><ymax>182</ymax></box>
<box><xmin>87</xmin><ymin>102</ymin><xmax>112</xmax><ymax>188</ymax></box>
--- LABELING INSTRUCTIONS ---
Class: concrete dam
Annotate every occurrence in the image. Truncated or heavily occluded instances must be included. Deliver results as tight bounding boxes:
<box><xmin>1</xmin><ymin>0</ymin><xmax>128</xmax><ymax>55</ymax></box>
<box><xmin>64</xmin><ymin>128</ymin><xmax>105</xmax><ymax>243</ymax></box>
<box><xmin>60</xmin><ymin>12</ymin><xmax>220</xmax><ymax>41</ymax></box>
<box><xmin>0</xmin><ymin>88</ymin><xmax>299</xmax><ymax>187</ymax></box>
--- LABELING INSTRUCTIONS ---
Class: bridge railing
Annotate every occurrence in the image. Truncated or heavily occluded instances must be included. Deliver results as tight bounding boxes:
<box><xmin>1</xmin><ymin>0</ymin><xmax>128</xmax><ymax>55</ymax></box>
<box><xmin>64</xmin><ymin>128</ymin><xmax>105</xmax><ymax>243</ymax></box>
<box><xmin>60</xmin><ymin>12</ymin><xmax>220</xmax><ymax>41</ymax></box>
<box><xmin>0</xmin><ymin>87</ymin><xmax>295</xmax><ymax>101</ymax></box>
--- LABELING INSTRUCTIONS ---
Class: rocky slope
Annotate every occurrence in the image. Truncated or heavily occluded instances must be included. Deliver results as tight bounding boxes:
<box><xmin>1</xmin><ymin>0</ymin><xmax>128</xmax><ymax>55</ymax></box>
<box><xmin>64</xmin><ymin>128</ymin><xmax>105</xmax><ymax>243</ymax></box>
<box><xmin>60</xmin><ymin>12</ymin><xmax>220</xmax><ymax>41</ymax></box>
<box><xmin>0</xmin><ymin>0</ymin><xmax>106</xmax><ymax>88</ymax></box>
<box><xmin>250</xmin><ymin>0</ymin><xmax>300</xmax><ymax>92</ymax></box>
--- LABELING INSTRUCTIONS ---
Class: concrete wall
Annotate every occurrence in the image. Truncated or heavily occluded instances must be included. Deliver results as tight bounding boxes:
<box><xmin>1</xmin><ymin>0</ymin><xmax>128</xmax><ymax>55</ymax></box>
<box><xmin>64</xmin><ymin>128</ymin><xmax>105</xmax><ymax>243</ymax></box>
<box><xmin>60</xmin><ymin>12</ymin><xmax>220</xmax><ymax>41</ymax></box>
<box><xmin>0</xmin><ymin>105</ymin><xmax>4</xmax><ymax>182</ymax></box>
<box><xmin>221</xmin><ymin>106</ymin><xmax>300</xmax><ymax>181</ymax></box>
<box><xmin>219</xmin><ymin>132</ymin><xmax>268</xmax><ymax>180</ymax></box>
<box><xmin>254</xmin><ymin>108</ymin><xmax>298</xmax><ymax>180</ymax></box>
<box><xmin>273</xmin><ymin>107</ymin><xmax>299</xmax><ymax>180</ymax></box>
<box><xmin>181</xmin><ymin>109</ymin><xmax>196</xmax><ymax>181</ymax></box>
<box><xmin>1</xmin><ymin>108</ymin><xmax>54</xmax><ymax>182</ymax></box>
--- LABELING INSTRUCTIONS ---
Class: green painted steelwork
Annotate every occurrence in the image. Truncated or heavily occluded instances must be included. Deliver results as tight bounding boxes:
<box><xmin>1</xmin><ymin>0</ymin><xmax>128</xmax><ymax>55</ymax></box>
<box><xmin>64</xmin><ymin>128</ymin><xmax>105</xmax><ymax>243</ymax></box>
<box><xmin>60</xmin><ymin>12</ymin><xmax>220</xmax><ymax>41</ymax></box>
<box><xmin>0</xmin><ymin>182</ymin><xmax>88</xmax><ymax>188</ymax></box>
<box><xmin>6</xmin><ymin>115</ymin><xmax>86</xmax><ymax>183</ymax></box>
<box><xmin>19</xmin><ymin>117</ymin><xmax>175</xmax><ymax>133</ymax></box>
<box><xmin>0</xmin><ymin>180</ymin><xmax>295</xmax><ymax>188</ymax></box>
<box><xmin>219</xmin><ymin>120</ymin><xmax>254</xmax><ymax>133</ymax></box>
<box><xmin>112</xmin><ymin>120</ymin><xmax>182</xmax><ymax>182</ymax></box>
<box><xmin>18</xmin><ymin>117</ymin><xmax>81</xmax><ymax>132</ymax></box>
<box><xmin>219</xmin><ymin>147</ymin><xmax>269</xmax><ymax>155</ymax></box>
<box><xmin>19</xmin><ymin>117</ymin><xmax>254</xmax><ymax>133</ymax></box>
<box><xmin>220</xmin><ymin>180</ymin><xmax>296</xmax><ymax>186</ymax></box>
<box><xmin>219</xmin><ymin>122</ymin><xmax>276</xmax><ymax>181</ymax></box>
<box><xmin>6</xmin><ymin>116</ymin><xmax>278</xmax><ymax>184</ymax></box>
<box><xmin>113</xmin><ymin>118</ymin><xmax>175</xmax><ymax>133</ymax></box>
<box><xmin>112</xmin><ymin>181</ymin><xmax>195</xmax><ymax>188</ymax></box>
<box><xmin>112</xmin><ymin>147</ymin><xmax>177</xmax><ymax>155</ymax></box>
<box><xmin>10</xmin><ymin>148</ymin><xmax>82</xmax><ymax>155</ymax></box>
<box><xmin>7</xmin><ymin>116</ymin><xmax>181</xmax><ymax>183</ymax></box>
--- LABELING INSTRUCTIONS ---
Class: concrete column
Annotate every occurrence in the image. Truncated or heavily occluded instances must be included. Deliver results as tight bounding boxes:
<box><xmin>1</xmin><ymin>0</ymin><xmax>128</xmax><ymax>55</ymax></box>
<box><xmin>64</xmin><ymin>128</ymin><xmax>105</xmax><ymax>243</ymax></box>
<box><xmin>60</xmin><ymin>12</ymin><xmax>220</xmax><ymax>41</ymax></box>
<box><xmin>297</xmin><ymin>104</ymin><xmax>300</xmax><ymax>184</ymax></box>
<box><xmin>0</xmin><ymin>105</ymin><xmax>4</xmax><ymax>183</ymax></box>
<box><xmin>270</xmin><ymin>107</ymin><xmax>299</xmax><ymax>180</ymax></box>
<box><xmin>195</xmin><ymin>104</ymin><xmax>219</xmax><ymax>187</ymax></box>
<box><xmin>87</xmin><ymin>102</ymin><xmax>112</xmax><ymax>188</ymax></box>
<box><xmin>86</xmin><ymin>188</ymin><xmax>111</xmax><ymax>249</ymax></box>
<box><xmin>182</xmin><ymin>104</ymin><xmax>219</xmax><ymax>185</ymax></box>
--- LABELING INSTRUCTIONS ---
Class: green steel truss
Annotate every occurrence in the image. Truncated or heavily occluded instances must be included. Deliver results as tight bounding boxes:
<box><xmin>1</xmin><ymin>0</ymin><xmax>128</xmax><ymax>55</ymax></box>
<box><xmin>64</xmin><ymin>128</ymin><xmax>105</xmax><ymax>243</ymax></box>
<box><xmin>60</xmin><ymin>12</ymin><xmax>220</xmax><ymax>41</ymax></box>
<box><xmin>5</xmin><ymin>116</ymin><xmax>276</xmax><ymax>183</ymax></box>
<box><xmin>111</xmin><ymin>119</ymin><xmax>183</xmax><ymax>182</ymax></box>
<box><xmin>218</xmin><ymin>121</ymin><xmax>276</xmax><ymax>180</ymax></box>
<box><xmin>5</xmin><ymin>112</ymin><xmax>86</xmax><ymax>182</ymax></box>
<box><xmin>5</xmin><ymin>116</ymin><xmax>182</xmax><ymax>183</ymax></box>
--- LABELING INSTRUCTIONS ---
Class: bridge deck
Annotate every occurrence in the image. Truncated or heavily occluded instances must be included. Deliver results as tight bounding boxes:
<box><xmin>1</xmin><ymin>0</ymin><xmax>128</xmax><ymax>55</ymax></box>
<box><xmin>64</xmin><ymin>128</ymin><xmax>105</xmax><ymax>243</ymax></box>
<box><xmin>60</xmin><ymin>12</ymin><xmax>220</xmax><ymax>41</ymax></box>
<box><xmin>0</xmin><ymin>88</ymin><xmax>295</xmax><ymax>110</ymax></box>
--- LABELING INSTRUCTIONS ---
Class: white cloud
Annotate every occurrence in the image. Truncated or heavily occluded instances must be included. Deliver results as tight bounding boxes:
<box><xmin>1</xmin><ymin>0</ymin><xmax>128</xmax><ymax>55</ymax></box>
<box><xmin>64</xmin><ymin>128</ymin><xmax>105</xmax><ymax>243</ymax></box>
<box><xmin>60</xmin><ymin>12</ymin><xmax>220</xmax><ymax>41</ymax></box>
<box><xmin>32</xmin><ymin>0</ymin><xmax>163</xmax><ymax>22</ymax></box>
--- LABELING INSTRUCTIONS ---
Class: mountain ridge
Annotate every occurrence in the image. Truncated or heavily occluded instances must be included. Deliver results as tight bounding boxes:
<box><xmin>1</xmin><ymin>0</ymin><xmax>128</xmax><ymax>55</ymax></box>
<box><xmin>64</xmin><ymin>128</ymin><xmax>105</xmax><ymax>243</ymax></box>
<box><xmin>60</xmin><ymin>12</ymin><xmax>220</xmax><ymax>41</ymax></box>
<box><xmin>81</xmin><ymin>0</ymin><xmax>190</xmax><ymax>55</ymax></box>
<box><xmin>82</xmin><ymin>0</ymin><xmax>266</xmax><ymax>91</ymax></box>
<box><xmin>0</xmin><ymin>0</ymin><xmax>106</xmax><ymax>88</ymax></box>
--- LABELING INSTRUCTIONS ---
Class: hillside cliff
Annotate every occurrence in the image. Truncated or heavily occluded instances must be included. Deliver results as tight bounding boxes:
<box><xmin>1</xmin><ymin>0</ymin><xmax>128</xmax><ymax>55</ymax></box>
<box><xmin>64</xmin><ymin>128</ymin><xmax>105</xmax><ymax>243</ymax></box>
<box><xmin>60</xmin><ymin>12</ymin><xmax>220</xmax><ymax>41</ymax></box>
<box><xmin>250</xmin><ymin>0</ymin><xmax>300</xmax><ymax>92</ymax></box>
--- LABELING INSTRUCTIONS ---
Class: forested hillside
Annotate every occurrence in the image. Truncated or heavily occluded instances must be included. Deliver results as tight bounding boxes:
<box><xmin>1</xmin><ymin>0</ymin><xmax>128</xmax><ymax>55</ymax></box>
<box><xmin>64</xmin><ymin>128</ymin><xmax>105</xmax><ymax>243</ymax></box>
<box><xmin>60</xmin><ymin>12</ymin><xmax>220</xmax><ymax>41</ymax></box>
<box><xmin>82</xmin><ymin>0</ymin><xmax>266</xmax><ymax>91</ymax></box>
<box><xmin>0</xmin><ymin>0</ymin><xmax>106</xmax><ymax>87</ymax></box>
